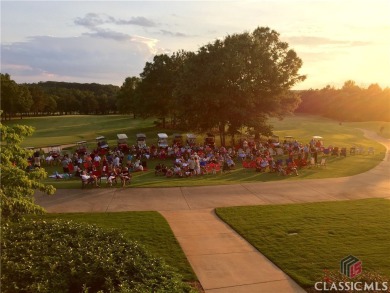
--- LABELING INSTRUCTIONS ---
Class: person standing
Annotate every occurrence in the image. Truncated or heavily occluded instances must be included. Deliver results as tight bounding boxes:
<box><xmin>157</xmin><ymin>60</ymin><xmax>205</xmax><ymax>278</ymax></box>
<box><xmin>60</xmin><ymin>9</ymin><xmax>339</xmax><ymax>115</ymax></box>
<box><xmin>194</xmin><ymin>157</ymin><xmax>201</xmax><ymax>175</ymax></box>
<box><xmin>61</xmin><ymin>155</ymin><xmax>70</xmax><ymax>175</ymax></box>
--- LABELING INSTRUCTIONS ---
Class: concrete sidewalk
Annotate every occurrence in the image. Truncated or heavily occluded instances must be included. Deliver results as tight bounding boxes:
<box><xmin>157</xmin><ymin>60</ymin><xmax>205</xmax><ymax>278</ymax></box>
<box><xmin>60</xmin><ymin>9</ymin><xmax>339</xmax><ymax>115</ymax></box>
<box><xmin>34</xmin><ymin>129</ymin><xmax>390</xmax><ymax>293</ymax></box>
<box><xmin>161</xmin><ymin>209</ymin><xmax>305</xmax><ymax>293</ymax></box>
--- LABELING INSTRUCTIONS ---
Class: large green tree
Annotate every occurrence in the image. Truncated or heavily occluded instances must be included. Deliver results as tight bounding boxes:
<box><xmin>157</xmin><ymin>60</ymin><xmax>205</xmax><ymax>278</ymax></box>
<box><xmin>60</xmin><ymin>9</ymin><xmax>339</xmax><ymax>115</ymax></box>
<box><xmin>1</xmin><ymin>74</ymin><xmax>33</xmax><ymax>120</ymax></box>
<box><xmin>16</xmin><ymin>85</ymin><xmax>33</xmax><ymax>119</ymax></box>
<box><xmin>116</xmin><ymin>76</ymin><xmax>140</xmax><ymax>116</ymax></box>
<box><xmin>174</xmin><ymin>27</ymin><xmax>306</xmax><ymax>145</ymax></box>
<box><xmin>0</xmin><ymin>118</ymin><xmax>55</xmax><ymax>222</ymax></box>
<box><xmin>136</xmin><ymin>51</ymin><xmax>191</xmax><ymax>128</ymax></box>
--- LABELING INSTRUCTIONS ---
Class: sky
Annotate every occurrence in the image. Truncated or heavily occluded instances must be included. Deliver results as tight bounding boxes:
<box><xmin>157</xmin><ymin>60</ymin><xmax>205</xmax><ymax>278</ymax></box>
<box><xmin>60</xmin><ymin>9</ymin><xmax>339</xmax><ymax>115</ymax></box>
<box><xmin>1</xmin><ymin>0</ymin><xmax>389</xmax><ymax>90</ymax></box>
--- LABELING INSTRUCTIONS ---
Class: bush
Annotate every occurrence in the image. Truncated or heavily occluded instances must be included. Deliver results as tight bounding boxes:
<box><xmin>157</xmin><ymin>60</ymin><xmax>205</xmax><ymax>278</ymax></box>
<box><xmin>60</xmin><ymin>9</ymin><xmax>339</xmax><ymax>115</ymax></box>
<box><xmin>1</xmin><ymin>220</ymin><xmax>194</xmax><ymax>293</ymax></box>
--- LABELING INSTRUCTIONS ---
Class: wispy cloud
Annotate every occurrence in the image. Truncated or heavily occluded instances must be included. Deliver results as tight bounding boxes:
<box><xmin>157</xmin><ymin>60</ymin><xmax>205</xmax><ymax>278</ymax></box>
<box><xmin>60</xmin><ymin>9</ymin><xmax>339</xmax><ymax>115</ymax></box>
<box><xmin>116</xmin><ymin>16</ymin><xmax>156</xmax><ymax>27</ymax></box>
<box><xmin>74</xmin><ymin>13</ymin><xmax>104</xmax><ymax>28</ymax></box>
<box><xmin>159</xmin><ymin>29</ymin><xmax>187</xmax><ymax>37</ymax></box>
<box><xmin>74</xmin><ymin>13</ymin><xmax>159</xmax><ymax>43</ymax></box>
<box><xmin>83</xmin><ymin>28</ymin><xmax>131</xmax><ymax>42</ymax></box>
<box><xmin>75</xmin><ymin>13</ymin><xmax>157</xmax><ymax>29</ymax></box>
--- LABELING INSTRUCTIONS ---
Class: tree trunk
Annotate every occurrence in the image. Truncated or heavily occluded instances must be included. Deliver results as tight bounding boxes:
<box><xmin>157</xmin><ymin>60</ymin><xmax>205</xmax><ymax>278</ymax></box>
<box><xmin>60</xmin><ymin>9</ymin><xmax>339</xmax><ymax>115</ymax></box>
<box><xmin>219</xmin><ymin>122</ymin><xmax>226</xmax><ymax>146</ymax></box>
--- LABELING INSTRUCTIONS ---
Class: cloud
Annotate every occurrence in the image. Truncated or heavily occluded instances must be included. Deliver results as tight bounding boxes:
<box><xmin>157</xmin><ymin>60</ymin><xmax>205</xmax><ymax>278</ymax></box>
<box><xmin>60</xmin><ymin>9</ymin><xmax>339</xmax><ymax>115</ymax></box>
<box><xmin>1</xmin><ymin>34</ymin><xmax>158</xmax><ymax>85</ymax></box>
<box><xmin>74</xmin><ymin>13</ymin><xmax>159</xmax><ymax>43</ymax></box>
<box><xmin>74</xmin><ymin>13</ymin><xmax>104</xmax><ymax>28</ymax></box>
<box><xmin>83</xmin><ymin>28</ymin><xmax>131</xmax><ymax>42</ymax></box>
<box><xmin>116</xmin><ymin>16</ymin><xmax>157</xmax><ymax>27</ymax></box>
<box><xmin>75</xmin><ymin>13</ymin><xmax>157</xmax><ymax>29</ymax></box>
<box><xmin>159</xmin><ymin>30</ymin><xmax>188</xmax><ymax>37</ymax></box>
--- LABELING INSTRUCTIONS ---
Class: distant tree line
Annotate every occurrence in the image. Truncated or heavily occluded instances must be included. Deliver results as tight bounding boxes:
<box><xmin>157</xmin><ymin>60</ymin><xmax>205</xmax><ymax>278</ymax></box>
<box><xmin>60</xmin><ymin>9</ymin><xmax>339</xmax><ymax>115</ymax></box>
<box><xmin>296</xmin><ymin>81</ymin><xmax>390</xmax><ymax>122</ymax></box>
<box><xmin>1</xmin><ymin>74</ymin><xmax>120</xmax><ymax>119</ymax></box>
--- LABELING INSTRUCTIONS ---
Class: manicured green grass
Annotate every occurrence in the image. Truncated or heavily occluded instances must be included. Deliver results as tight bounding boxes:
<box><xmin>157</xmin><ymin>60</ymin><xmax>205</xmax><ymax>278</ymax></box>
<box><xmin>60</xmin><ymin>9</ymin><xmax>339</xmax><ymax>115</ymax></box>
<box><xmin>346</xmin><ymin>121</ymin><xmax>390</xmax><ymax>139</ymax></box>
<box><xmin>216</xmin><ymin>199</ymin><xmax>390</xmax><ymax>288</ymax></box>
<box><xmin>4</xmin><ymin>115</ymin><xmax>158</xmax><ymax>148</ymax></box>
<box><xmin>5</xmin><ymin>114</ymin><xmax>387</xmax><ymax>150</ymax></box>
<box><xmin>32</xmin><ymin>211</ymin><xmax>197</xmax><ymax>282</ymax></box>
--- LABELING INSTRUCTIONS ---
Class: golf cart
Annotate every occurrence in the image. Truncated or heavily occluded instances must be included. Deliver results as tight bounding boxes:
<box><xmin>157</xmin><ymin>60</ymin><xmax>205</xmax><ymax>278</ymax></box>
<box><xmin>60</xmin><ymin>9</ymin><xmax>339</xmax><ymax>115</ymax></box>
<box><xmin>76</xmin><ymin>141</ymin><xmax>88</xmax><ymax>156</ymax></box>
<box><xmin>157</xmin><ymin>133</ymin><xmax>169</xmax><ymax>148</ymax></box>
<box><xmin>172</xmin><ymin>133</ymin><xmax>183</xmax><ymax>147</ymax></box>
<box><xmin>284</xmin><ymin>136</ymin><xmax>295</xmax><ymax>143</ymax></box>
<box><xmin>117</xmin><ymin>134</ymin><xmax>129</xmax><ymax>153</ymax></box>
<box><xmin>96</xmin><ymin>136</ymin><xmax>109</xmax><ymax>155</ymax></box>
<box><xmin>269</xmin><ymin>135</ymin><xmax>280</xmax><ymax>147</ymax></box>
<box><xmin>204</xmin><ymin>133</ymin><xmax>215</xmax><ymax>148</ymax></box>
<box><xmin>186</xmin><ymin>133</ymin><xmax>197</xmax><ymax>147</ymax></box>
<box><xmin>312</xmin><ymin>136</ymin><xmax>323</xmax><ymax>147</ymax></box>
<box><xmin>136</xmin><ymin>133</ymin><xmax>147</xmax><ymax>148</ymax></box>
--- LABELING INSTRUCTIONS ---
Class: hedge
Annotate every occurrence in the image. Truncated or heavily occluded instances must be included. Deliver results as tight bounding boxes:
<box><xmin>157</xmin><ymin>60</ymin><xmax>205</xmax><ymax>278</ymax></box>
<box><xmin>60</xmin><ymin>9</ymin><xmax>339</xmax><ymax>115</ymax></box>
<box><xmin>1</xmin><ymin>220</ymin><xmax>194</xmax><ymax>293</ymax></box>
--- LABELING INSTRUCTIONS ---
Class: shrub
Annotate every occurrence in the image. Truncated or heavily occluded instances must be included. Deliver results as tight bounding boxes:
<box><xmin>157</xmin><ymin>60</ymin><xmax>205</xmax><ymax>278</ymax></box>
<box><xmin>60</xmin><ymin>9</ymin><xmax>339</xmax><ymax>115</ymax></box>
<box><xmin>1</xmin><ymin>220</ymin><xmax>194</xmax><ymax>293</ymax></box>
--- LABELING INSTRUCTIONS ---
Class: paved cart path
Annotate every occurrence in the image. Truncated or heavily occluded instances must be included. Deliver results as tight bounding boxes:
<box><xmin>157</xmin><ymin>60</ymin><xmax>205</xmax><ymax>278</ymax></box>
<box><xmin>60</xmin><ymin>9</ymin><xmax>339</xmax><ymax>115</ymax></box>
<box><xmin>34</xmin><ymin>129</ymin><xmax>390</xmax><ymax>293</ymax></box>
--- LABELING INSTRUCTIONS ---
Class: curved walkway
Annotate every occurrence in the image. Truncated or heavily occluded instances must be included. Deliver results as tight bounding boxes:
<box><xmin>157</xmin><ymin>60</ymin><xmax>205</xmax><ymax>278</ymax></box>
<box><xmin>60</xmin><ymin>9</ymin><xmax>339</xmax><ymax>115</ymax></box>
<box><xmin>34</xmin><ymin>130</ymin><xmax>390</xmax><ymax>293</ymax></box>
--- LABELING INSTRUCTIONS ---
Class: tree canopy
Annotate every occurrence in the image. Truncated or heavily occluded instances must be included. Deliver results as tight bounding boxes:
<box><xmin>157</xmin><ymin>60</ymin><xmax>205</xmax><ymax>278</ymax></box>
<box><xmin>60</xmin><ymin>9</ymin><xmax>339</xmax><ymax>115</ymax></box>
<box><xmin>116</xmin><ymin>76</ymin><xmax>140</xmax><ymax>116</ymax></box>
<box><xmin>173</xmin><ymin>27</ymin><xmax>306</xmax><ymax>144</ymax></box>
<box><xmin>0</xmin><ymin>117</ymin><xmax>55</xmax><ymax>222</ymax></box>
<box><xmin>135</xmin><ymin>51</ymin><xmax>191</xmax><ymax>128</ymax></box>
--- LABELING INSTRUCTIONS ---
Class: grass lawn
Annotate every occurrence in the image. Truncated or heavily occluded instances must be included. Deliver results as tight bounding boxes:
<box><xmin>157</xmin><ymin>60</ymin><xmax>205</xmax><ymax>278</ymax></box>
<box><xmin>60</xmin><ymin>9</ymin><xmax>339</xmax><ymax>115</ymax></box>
<box><xmin>31</xmin><ymin>211</ymin><xmax>197</xmax><ymax>282</ymax></box>
<box><xmin>346</xmin><ymin>120</ymin><xmax>390</xmax><ymax>139</ymax></box>
<box><xmin>5</xmin><ymin>115</ymin><xmax>157</xmax><ymax>148</ymax></box>
<box><xmin>216</xmin><ymin>198</ymin><xmax>390</xmax><ymax>289</ymax></box>
<box><xmin>4</xmin><ymin>114</ymin><xmax>388</xmax><ymax>149</ymax></box>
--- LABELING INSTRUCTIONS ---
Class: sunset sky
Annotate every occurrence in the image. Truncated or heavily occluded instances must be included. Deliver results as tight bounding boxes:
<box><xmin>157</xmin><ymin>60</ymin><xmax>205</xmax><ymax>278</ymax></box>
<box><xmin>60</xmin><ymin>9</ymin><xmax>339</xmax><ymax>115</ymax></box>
<box><xmin>1</xmin><ymin>0</ymin><xmax>389</xmax><ymax>89</ymax></box>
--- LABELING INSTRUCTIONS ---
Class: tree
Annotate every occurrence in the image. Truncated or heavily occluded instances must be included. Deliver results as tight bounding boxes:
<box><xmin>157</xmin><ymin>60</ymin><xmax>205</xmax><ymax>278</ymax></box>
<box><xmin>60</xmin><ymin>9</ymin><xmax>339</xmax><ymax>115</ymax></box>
<box><xmin>116</xmin><ymin>76</ymin><xmax>140</xmax><ymax>117</ymax></box>
<box><xmin>16</xmin><ymin>85</ymin><xmax>33</xmax><ymax>118</ymax></box>
<box><xmin>136</xmin><ymin>51</ymin><xmax>191</xmax><ymax>128</ymax></box>
<box><xmin>1</xmin><ymin>74</ymin><xmax>34</xmax><ymax>120</ymax></box>
<box><xmin>0</xmin><ymin>117</ymin><xmax>55</xmax><ymax>222</ymax></box>
<box><xmin>44</xmin><ymin>96</ymin><xmax>57</xmax><ymax>115</ymax></box>
<box><xmin>28</xmin><ymin>85</ymin><xmax>47</xmax><ymax>115</ymax></box>
<box><xmin>174</xmin><ymin>27</ymin><xmax>306</xmax><ymax>145</ymax></box>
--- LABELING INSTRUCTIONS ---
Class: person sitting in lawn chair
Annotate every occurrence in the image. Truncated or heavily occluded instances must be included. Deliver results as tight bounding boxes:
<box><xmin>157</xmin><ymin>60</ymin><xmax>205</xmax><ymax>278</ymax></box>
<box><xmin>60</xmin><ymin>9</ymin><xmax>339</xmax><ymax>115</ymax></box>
<box><xmin>286</xmin><ymin>161</ymin><xmax>299</xmax><ymax>176</ymax></box>
<box><xmin>81</xmin><ymin>171</ymin><xmax>100</xmax><ymax>187</ymax></box>
<box><xmin>222</xmin><ymin>160</ymin><xmax>231</xmax><ymax>173</ymax></box>
<box><xmin>268</xmin><ymin>158</ymin><xmax>277</xmax><ymax>173</ymax></box>
<box><xmin>277</xmin><ymin>162</ymin><xmax>287</xmax><ymax>176</ymax></box>
<box><xmin>107</xmin><ymin>167</ymin><xmax>119</xmax><ymax>186</ymax></box>
<box><xmin>173</xmin><ymin>164</ymin><xmax>183</xmax><ymax>177</ymax></box>
<box><xmin>120</xmin><ymin>167</ymin><xmax>131</xmax><ymax>187</ymax></box>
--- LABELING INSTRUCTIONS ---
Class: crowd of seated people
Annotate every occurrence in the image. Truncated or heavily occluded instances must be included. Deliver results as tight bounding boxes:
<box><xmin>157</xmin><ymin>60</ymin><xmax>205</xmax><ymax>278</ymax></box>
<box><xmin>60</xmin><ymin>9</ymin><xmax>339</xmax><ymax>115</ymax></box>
<box><xmin>154</xmin><ymin>149</ymin><xmax>236</xmax><ymax>178</ymax></box>
<box><xmin>51</xmin><ymin>150</ymin><xmax>133</xmax><ymax>187</ymax></box>
<box><xmin>42</xmin><ymin>134</ymin><xmax>348</xmax><ymax>186</ymax></box>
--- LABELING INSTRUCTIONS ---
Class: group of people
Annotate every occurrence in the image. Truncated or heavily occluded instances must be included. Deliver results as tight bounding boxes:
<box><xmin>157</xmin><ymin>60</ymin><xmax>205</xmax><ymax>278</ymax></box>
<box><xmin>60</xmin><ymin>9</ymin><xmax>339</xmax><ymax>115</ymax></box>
<box><xmin>35</xmin><ymin>135</ymin><xmax>332</xmax><ymax>187</ymax></box>
<box><xmin>55</xmin><ymin>151</ymin><xmax>133</xmax><ymax>187</ymax></box>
